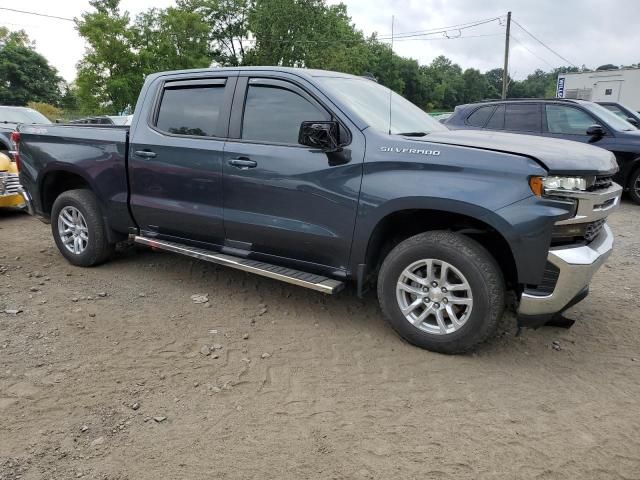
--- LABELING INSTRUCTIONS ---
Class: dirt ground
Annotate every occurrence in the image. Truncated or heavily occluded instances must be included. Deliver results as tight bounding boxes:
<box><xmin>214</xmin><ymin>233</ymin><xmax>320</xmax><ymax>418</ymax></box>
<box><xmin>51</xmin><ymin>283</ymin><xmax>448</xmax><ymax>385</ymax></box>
<box><xmin>1</xmin><ymin>200</ymin><xmax>639</xmax><ymax>480</ymax></box>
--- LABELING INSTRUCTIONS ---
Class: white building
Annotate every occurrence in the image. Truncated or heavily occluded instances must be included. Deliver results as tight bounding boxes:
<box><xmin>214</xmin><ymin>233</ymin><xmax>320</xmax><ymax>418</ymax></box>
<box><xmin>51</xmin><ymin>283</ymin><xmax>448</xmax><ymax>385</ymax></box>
<box><xmin>556</xmin><ymin>68</ymin><xmax>640</xmax><ymax>111</ymax></box>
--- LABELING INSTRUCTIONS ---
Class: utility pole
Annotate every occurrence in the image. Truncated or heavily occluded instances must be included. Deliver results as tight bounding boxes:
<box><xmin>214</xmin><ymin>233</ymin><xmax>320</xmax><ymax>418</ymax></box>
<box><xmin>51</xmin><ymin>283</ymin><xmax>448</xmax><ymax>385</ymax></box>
<box><xmin>502</xmin><ymin>11</ymin><xmax>511</xmax><ymax>99</ymax></box>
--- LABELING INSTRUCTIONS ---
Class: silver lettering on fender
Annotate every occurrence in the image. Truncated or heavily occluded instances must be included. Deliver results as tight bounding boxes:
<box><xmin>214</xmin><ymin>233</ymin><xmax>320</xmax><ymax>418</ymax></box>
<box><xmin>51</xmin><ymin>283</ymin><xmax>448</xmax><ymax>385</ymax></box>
<box><xmin>380</xmin><ymin>146</ymin><xmax>440</xmax><ymax>156</ymax></box>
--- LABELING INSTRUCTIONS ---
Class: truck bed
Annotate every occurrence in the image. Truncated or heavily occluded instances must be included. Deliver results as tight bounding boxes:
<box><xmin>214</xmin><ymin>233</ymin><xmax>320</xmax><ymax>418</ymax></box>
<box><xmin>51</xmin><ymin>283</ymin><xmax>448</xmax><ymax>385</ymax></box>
<box><xmin>17</xmin><ymin>124</ymin><xmax>133</xmax><ymax>234</ymax></box>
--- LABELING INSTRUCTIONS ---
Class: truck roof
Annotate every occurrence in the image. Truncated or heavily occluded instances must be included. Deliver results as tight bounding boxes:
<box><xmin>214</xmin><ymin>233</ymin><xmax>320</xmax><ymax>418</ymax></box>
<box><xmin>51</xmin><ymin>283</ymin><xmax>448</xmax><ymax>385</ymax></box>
<box><xmin>145</xmin><ymin>66</ymin><xmax>359</xmax><ymax>82</ymax></box>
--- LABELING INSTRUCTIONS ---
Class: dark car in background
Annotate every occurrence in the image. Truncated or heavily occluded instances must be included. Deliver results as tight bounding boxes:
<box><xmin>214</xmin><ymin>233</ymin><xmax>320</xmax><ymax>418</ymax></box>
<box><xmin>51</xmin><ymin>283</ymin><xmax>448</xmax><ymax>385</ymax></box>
<box><xmin>0</xmin><ymin>106</ymin><xmax>51</xmax><ymax>157</ymax></box>
<box><xmin>597</xmin><ymin>101</ymin><xmax>640</xmax><ymax>128</ymax></box>
<box><xmin>444</xmin><ymin>98</ymin><xmax>640</xmax><ymax>203</ymax></box>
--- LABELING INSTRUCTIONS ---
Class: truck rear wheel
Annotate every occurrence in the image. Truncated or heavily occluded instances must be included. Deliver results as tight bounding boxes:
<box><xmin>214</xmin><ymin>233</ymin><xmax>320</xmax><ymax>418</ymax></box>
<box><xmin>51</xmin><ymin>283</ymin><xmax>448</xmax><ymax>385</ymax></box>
<box><xmin>377</xmin><ymin>231</ymin><xmax>505</xmax><ymax>354</ymax></box>
<box><xmin>51</xmin><ymin>189</ymin><xmax>114</xmax><ymax>267</ymax></box>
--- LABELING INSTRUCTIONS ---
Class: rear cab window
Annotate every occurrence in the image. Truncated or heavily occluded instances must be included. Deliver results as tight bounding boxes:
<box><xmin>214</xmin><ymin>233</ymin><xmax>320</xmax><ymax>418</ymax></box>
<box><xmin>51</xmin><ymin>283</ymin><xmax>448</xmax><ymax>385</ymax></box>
<box><xmin>155</xmin><ymin>79</ymin><xmax>227</xmax><ymax>137</ymax></box>
<box><xmin>485</xmin><ymin>105</ymin><xmax>505</xmax><ymax>129</ymax></box>
<box><xmin>466</xmin><ymin>105</ymin><xmax>496</xmax><ymax>127</ymax></box>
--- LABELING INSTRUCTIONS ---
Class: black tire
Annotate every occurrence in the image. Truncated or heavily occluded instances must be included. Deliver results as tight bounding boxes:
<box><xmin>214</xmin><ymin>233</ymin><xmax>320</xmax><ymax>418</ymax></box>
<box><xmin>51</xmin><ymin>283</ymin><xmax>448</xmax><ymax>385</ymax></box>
<box><xmin>51</xmin><ymin>189</ymin><xmax>114</xmax><ymax>267</ymax></box>
<box><xmin>628</xmin><ymin>168</ymin><xmax>640</xmax><ymax>205</ymax></box>
<box><xmin>377</xmin><ymin>231</ymin><xmax>505</xmax><ymax>354</ymax></box>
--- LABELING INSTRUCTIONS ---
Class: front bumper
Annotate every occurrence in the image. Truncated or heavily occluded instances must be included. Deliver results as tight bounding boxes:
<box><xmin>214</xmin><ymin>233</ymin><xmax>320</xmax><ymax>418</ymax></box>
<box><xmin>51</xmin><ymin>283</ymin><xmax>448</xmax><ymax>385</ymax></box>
<box><xmin>518</xmin><ymin>224</ymin><xmax>614</xmax><ymax>326</ymax></box>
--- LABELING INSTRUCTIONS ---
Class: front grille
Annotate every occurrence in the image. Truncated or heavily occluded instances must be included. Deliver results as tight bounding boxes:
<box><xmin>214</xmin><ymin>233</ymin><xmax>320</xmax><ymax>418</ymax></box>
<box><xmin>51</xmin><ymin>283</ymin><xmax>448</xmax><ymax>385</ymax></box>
<box><xmin>0</xmin><ymin>172</ymin><xmax>20</xmax><ymax>196</ymax></box>
<box><xmin>588</xmin><ymin>175</ymin><xmax>613</xmax><ymax>191</ymax></box>
<box><xmin>584</xmin><ymin>218</ymin><xmax>606</xmax><ymax>242</ymax></box>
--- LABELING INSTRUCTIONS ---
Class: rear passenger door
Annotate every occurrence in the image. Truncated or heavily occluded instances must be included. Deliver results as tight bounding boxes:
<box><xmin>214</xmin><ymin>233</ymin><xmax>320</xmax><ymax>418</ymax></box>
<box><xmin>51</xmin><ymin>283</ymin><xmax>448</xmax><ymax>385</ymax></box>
<box><xmin>221</xmin><ymin>75</ymin><xmax>364</xmax><ymax>272</ymax></box>
<box><xmin>129</xmin><ymin>74</ymin><xmax>236</xmax><ymax>246</ymax></box>
<box><xmin>484</xmin><ymin>103</ymin><xmax>542</xmax><ymax>136</ymax></box>
<box><xmin>504</xmin><ymin>103</ymin><xmax>542</xmax><ymax>135</ymax></box>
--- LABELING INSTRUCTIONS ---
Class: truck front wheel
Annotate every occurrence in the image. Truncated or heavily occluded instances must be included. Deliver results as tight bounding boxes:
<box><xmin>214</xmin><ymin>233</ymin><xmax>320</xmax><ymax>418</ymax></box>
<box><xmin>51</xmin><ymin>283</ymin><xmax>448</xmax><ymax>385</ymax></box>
<box><xmin>51</xmin><ymin>189</ymin><xmax>114</xmax><ymax>267</ymax></box>
<box><xmin>377</xmin><ymin>231</ymin><xmax>505</xmax><ymax>354</ymax></box>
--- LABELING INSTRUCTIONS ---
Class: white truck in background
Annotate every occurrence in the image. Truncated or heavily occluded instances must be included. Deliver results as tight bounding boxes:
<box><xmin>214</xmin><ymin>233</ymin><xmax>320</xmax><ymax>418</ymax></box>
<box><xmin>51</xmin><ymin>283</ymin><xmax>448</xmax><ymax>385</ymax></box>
<box><xmin>557</xmin><ymin>68</ymin><xmax>640</xmax><ymax>111</ymax></box>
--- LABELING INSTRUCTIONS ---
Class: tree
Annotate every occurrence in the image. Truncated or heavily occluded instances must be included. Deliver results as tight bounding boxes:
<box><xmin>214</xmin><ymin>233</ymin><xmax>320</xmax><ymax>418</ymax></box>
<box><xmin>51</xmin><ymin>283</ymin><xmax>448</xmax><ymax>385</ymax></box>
<box><xmin>76</xmin><ymin>0</ymin><xmax>138</xmax><ymax>114</ymax></box>
<box><xmin>177</xmin><ymin>0</ymin><xmax>251</xmax><ymax>66</ymax></box>
<box><xmin>77</xmin><ymin>0</ymin><xmax>213</xmax><ymax>114</ymax></box>
<box><xmin>0</xmin><ymin>27</ymin><xmax>63</xmax><ymax>106</ymax></box>
<box><xmin>596</xmin><ymin>64</ymin><xmax>619</xmax><ymax>71</ymax></box>
<box><xmin>484</xmin><ymin>68</ymin><xmax>507</xmax><ymax>99</ymax></box>
<box><xmin>134</xmin><ymin>7</ymin><xmax>212</xmax><ymax>72</ymax></box>
<box><xmin>244</xmin><ymin>0</ymin><xmax>365</xmax><ymax>71</ymax></box>
<box><xmin>461</xmin><ymin>68</ymin><xmax>490</xmax><ymax>104</ymax></box>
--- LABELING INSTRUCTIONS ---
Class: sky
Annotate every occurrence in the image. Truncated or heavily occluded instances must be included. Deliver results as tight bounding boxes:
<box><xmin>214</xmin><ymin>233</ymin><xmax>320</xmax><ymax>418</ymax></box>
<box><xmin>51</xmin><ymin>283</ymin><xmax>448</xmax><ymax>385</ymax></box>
<box><xmin>1</xmin><ymin>0</ymin><xmax>639</xmax><ymax>82</ymax></box>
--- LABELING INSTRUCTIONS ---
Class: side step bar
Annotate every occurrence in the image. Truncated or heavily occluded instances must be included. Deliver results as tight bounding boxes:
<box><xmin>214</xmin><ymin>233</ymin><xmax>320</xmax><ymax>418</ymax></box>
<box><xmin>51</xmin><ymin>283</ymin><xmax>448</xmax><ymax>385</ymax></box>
<box><xmin>133</xmin><ymin>236</ymin><xmax>344</xmax><ymax>294</ymax></box>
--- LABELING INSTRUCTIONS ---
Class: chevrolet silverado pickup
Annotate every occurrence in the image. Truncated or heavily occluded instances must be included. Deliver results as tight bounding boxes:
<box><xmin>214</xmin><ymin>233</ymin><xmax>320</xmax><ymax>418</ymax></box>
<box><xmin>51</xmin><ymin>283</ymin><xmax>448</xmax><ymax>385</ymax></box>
<box><xmin>15</xmin><ymin>67</ymin><xmax>622</xmax><ymax>353</ymax></box>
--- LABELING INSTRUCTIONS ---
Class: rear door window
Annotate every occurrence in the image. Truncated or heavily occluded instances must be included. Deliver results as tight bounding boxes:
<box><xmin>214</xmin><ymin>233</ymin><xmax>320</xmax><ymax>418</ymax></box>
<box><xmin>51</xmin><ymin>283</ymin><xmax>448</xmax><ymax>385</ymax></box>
<box><xmin>504</xmin><ymin>104</ymin><xmax>541</xmax><ymax>132</ymax></box>
<box><xmin>485</xmin><ymin>105</ymin><xmax>505</xmax><ymax>129</ymax></box>
<box><xmin>156</xmin><ymin>83</ymin><xmax>226</xmax><ymax>137</ymax></box>
<box><xmin>545</xmin><ymin>105</ymin><xmax>595</xmax><ymax>135</ymax></box>
<box><xmin>466</xmin><ymin>106</ymin><xmax>496</xmax><ymax>127</ymax></box>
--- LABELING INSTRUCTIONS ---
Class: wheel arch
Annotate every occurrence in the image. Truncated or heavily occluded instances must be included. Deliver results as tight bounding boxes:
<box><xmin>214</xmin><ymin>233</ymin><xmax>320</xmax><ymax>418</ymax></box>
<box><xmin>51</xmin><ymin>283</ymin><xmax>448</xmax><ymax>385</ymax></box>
<box><xmin>40</xmin><ymin>168</ymin><xmax>94</xmax><ymax>216</ymax></box>
<box><xmin>353</xmin><ymin>199</ymin><xmax>522</xmax><ymax>289</ymax></box>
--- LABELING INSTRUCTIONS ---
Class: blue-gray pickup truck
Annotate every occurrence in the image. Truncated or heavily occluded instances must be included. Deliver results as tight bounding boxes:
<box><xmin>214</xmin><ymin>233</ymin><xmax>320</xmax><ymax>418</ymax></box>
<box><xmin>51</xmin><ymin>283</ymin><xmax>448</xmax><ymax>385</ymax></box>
<box><xmin>15</xmin><ymin>67</ymin><xmax>622</xmax><ymax>353</ymax></box>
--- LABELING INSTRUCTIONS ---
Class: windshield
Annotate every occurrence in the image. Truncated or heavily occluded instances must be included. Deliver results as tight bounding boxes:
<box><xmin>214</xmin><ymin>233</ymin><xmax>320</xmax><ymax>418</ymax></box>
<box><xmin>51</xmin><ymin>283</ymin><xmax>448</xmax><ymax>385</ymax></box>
<box><xmin>582</xmin><ymin>102</ymin><xmax>637</xmax><ymax>131</ymax></box>
<box><xmin>0</xmin><ymin>107</ymin><xmax>51</xmax><ymax>125</ymax></box>
<box><xmin>317</xmin><ymin>76</ymin><xmax>448</xmax><ymax>135</ymax></box>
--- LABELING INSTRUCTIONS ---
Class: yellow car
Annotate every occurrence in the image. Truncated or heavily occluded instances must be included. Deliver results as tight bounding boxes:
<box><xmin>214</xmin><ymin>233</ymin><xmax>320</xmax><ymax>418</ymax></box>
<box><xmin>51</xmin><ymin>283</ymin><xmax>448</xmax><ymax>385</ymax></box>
<box><xmin>0</xmin><ymin>152</ymin><xmax>24</xmax><ymax>209</ymax></box>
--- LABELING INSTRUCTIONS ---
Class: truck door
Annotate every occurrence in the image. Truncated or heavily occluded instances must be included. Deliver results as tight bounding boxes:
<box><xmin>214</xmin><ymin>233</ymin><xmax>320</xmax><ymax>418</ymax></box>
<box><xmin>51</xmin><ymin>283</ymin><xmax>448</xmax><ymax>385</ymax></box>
<box><xmin>128</xmin><ymin>75</ymin><xmax>236</xmax><ymax>246</ymax></box>
<box><xmin>222</xmin><ymin>75</ymin><xmax>364</xmax><ymax>272</ymax></box>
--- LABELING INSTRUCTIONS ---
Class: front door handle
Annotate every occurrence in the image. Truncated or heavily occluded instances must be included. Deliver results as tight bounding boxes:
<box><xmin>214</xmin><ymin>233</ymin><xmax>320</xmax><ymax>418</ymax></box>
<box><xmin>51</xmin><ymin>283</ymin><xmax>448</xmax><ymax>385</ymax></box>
<box><xmin>134</xmin><ymin>150</ymin><xmax>157</xmax><ymax>159</ymax></box>
<box><xmin>228</xmin><ymin>158</ymin><xmax>257</xmax><ymax>169</ymax></box>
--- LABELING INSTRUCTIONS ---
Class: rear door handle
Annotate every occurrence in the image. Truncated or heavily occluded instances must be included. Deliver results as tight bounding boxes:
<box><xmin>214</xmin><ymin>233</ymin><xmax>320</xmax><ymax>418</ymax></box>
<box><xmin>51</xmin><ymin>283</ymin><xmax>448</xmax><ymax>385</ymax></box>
<box><xmin>134</xmin><ymin>150</ymin><xmax>157</xmax><ymax>159</ymax></box>
<box><xmin>228</xmin><ymin>158</ymin><xmax>257</xmax><ymax>169</ymax></box>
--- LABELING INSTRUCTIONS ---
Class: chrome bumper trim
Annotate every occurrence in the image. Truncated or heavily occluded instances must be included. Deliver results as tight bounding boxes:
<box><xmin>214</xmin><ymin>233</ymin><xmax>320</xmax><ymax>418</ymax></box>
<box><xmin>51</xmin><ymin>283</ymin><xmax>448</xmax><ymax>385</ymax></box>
<box><xmin>518</xmin><ymin>224</ymin><xmax>614</xmax><ymax>316</ymax></box>
<box><xmin>18</xmin><ymin>187</ymin><xmax>34</xmax><ymax>215</ymax></box>
<box><xmin>552</xmin><ymin>183</ymin><xmax>622</xmax><ymax>225</ymax></box>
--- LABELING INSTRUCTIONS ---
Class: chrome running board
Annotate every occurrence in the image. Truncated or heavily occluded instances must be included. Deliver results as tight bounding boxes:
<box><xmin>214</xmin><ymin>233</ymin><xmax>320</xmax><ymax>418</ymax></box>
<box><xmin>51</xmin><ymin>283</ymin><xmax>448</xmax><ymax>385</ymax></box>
<box><xmin>133</xmin><ymin>236</ymin><xmax>344</xmax><ymax>294</ymax></box>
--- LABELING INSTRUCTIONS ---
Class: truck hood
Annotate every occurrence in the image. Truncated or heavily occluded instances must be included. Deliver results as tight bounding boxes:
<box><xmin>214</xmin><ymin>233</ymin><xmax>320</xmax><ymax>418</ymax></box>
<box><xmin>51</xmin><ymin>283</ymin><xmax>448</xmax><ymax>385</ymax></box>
<box><xmin>413</xmin><ymin>129</ymin><xmax>618</xmax><ymax>175</ymax></box>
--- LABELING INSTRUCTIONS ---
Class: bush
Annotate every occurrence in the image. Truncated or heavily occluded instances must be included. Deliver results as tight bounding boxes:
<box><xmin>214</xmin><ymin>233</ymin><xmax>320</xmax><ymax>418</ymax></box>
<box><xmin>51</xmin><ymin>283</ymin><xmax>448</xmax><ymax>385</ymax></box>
<box><xmin>27</xmin><ymin>102</ymin><xmax>64</xmax><ymax>122</ymax></box>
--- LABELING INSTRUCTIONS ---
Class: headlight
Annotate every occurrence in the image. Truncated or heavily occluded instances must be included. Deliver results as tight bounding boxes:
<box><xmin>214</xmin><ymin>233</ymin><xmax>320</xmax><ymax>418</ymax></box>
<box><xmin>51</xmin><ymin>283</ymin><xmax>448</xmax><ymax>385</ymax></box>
<box><xmin>529</xmin><ymin>176</ymin><xmax>587</xmax><ymax>196</ymax></box>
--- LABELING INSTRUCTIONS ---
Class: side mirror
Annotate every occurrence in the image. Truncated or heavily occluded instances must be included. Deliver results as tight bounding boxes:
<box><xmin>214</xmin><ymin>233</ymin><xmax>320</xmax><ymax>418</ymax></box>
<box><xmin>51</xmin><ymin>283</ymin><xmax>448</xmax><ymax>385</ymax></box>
<box><xmin>586</xmin><ymin>124</ymin><xmax>606</xmax><ymax>137</ymax></box>
<box><xmin>626</xmin><ymin>117</ymin><xmax>639</xmax><ymax>128</ymax></box>
<box><xmin>298</xmin><ymin>121</ymin><xmax>341</xmax><ymax>152</ymax></box>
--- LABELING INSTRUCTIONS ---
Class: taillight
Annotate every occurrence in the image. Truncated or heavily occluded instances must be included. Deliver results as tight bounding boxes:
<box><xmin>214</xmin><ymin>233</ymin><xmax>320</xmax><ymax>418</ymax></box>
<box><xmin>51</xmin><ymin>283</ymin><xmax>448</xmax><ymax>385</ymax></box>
<box><xmin>10</xmin><ymin>131</ymin><xmax>20</xmax><ymax>171</ymax></box>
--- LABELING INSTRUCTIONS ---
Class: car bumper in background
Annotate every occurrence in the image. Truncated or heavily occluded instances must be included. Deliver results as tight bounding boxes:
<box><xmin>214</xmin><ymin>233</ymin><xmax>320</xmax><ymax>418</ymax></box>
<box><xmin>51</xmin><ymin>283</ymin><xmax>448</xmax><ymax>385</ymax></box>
<box><xmin>0</xmin><ymin>170</ymin><xmax>25</xmax><ymax>209</ymax></box>
<box><xmin>0</xmin><ymin>193</ymin><xmax>25</xmax><ymax>208</ymax></box>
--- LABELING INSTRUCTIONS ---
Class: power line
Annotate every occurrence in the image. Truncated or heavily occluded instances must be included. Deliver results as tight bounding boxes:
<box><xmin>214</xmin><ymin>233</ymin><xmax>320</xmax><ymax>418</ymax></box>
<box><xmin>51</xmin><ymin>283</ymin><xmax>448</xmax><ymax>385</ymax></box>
<box><xmin>378</xmin><ymin>16</ymin><xmax>503</xmax><ymax>39</ymax></box>
<box><xmin>391</xmin><ymin>33</ymin><xmax>503</xmax><ymax>42</ymax></box>
<box><xmin>510</xmin><ymin>33</ymin><xmax>557</xmax><ymax>69</ymax></box>
<box><xmin>379</xmin><ymin>16</ymin><xmax>502</xmax><ymax>40</ymax></box>
<box><xmin>0</xmin><ymin>7</ymin><xmax>75</xmax><ymax>23</ymax></box>
<box><xmin>511</xmin><ymin>19</ymin><xmax>577</xmax><ymax>68</ymax></box>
